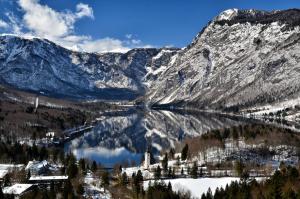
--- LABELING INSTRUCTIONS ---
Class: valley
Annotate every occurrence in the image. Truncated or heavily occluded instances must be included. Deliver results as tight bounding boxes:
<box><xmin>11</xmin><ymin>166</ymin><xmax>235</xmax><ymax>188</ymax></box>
<box><xmin>1</xmin><ymin>7</ymin><xmax>300</xmax><ymax>199</ymax></box>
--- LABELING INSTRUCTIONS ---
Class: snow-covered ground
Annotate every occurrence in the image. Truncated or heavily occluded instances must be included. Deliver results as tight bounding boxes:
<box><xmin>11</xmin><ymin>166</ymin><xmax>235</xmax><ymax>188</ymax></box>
<box><xmin>144</xmin><ymin>177</ymin><xmax>266</xmax><ymax>198</ymax></box>
<box><xmin>83</xmin><ymin>172</ymin><xmax>112</xmax><ymax>199</ymax></box>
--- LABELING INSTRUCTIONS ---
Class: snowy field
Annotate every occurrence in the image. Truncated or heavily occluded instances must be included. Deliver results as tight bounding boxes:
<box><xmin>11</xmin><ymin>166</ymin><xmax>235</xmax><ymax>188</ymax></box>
<box><xmin>144</xmin><ymin>177</ymin><xmax>266</xmax><ymax>198</ymax></box>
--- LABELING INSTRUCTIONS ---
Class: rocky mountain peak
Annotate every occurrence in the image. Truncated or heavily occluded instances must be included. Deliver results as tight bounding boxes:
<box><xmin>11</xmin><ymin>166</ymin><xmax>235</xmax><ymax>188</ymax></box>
<box><xmin>1</xmin><ymin>9</ymin><xmax>300</xmax><ymax>112</ymax></box>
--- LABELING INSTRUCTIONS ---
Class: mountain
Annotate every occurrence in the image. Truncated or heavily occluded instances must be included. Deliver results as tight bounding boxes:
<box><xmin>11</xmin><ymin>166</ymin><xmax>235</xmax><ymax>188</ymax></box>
<box><xmin>148</xmin><ymin>9</ymin><xmax>300</xmax><ymax>111</ymax></box>
<box><xmin>1</xmin><ymin>9</ymin><xmax>300</xmax><ymax>114</ymax></box>
<box><xmin>0</xmin><ymin>34</ymin><xmax>178</xmax><ymax>100</ymax></box>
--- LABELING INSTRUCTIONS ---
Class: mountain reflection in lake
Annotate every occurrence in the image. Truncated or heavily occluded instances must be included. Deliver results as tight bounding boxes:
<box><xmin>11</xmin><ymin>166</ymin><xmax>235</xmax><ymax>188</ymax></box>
<box><xmin>64</xmin><ymin>109</ymin><xmax>246</xmax><ymax>167</ymax></box>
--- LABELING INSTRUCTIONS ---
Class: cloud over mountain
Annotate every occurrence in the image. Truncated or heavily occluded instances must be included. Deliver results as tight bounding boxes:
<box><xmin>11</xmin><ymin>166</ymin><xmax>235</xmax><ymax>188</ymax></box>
<box><xmin>1</xmin><ymin>0</ymin><xmax>152</xmax><ymax>53</ymax></box>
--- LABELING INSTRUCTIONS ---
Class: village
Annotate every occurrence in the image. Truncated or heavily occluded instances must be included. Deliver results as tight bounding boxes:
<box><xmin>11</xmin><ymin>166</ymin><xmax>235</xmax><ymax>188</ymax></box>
<box><xmin>1</xmin><ymin>137</ymin><xmax>298</xmax><ymax>198</ymax></box>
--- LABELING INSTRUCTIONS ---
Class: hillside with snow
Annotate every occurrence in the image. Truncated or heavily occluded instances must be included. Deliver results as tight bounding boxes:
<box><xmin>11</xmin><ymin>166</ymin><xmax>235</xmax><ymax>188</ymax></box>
<box><xmin>1</xmin><ymin>9</ymin><xmax>300</xmax><ymax>117</ymax></box>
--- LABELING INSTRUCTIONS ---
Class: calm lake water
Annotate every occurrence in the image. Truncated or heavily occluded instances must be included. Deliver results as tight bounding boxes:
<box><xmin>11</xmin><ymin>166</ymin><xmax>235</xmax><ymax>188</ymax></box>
<box><xmin>64</xmin><ymin>109</ymin><xmax>300</xmax><ymax>167</ymax></box>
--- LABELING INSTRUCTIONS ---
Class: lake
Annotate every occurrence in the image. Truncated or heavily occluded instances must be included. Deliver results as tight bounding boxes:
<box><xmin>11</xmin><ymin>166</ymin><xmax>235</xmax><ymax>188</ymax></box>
<box><xmin>64</xmin><ymin>108</ymin><xmax>300</xmax><ymax>168</ymax></box>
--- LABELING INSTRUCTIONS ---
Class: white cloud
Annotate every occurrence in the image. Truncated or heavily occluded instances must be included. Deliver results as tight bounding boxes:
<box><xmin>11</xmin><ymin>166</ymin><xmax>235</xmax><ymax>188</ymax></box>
<box><xmin>0</xmin><ymin>19</ymin><xmax>8</xmax><ymax>29</ymax></box>
<box><xmin>18</xmin><ymin>0</ymin><xmax>94</xmax><ymax>38</ymax></box>
<box><xmin>80</xmin><ymin>37</ymin><xmax>130</xmax><ymax>53</ymax></box>
<box><xmin>125</xmin><ymin>34</ymin><xmax>132</xmax><ymax>39</ymax></box>
<box><xmin>76</xmin><ymin>3</ymin><xmax>94</xmax><ymax>19</ymax></box>
<box><xmin>6</xmin><ymin>12</ymin><xmax>23</xmax><ymax>34</ymax></box>
<box><xmin>1</xmin><ymin>0</ymin><xmax>153</xmax><ymax>53</ymax></box>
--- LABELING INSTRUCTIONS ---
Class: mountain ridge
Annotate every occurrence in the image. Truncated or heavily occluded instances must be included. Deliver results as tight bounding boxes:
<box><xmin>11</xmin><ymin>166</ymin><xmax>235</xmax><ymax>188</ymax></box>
<box><xmin>1</xmin><ymin>8</ymin><xmax>300</xmax><ymax>116</ymax></box>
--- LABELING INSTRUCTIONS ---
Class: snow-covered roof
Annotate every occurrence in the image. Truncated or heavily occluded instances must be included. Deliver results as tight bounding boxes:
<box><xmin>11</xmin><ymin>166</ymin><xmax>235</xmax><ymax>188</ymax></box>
<box><xmin>3</xmin><ymin>184</ymin><xmax>34</xmax><ymax>195</ymax></box>
<box><xmin>0</xmin><ymin>170</ymin><xmax>8</xmax><ymax>178</ymax></box>
<box><xmin>29</xmin><ymin>175</ymin><xmax>68</xmax><ymax>181</ymax></box>
<box><xmin>25</xmin><ymin>160</ymin><xmax>48</xmax><ymax>170</ymax></box>
<box><xmin>0</xmin><ymin>164</ymin><xmax>24</xmax><ymax>170</ymax></box>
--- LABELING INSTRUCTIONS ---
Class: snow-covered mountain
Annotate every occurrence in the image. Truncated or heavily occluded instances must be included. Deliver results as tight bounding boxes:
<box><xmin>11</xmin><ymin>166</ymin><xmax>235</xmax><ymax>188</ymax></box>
<box><xmin>0</xmin><ymin>34</ymin><xmax>178</xmax><ymax>100</ymax></box>
<box><xmin>1</xmin><ymin>9</ymin><xmax>300</xmax><ymax>111</ymax></box>
<box><xmin>148</xmin><ymin>9</ymin><xmax>300</xmax><ymax>110</ymax></box>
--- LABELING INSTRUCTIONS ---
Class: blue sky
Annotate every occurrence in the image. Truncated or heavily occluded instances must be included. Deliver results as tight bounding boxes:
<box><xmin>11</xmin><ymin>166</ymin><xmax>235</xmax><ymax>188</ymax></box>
<box><xmin>0</xmin><ymin>0</ymin><xmax>299</xmax><ymax>52</ymax></box>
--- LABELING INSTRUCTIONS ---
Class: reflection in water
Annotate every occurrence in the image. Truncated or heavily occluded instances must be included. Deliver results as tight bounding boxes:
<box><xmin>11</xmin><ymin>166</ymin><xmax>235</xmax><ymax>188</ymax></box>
<box><xmin>65</xmin><ymin>109</ymin><xmax>246</xmax><ymax>166</ymax></box>
<box><xmin>69</xmin><ymin>146</ymin><xmax>142</xmax><ymax>168</ymax></box>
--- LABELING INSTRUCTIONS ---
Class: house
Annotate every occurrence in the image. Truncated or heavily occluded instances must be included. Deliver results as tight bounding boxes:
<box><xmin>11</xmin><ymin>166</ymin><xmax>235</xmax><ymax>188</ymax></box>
<box><xmin>46</xmin><ymin>131</ymin><xmax>55</xmax><ymax>139</ymax></box>
<box><xmin>0</xmin><ymin>170</ymin><xmax>8</xmax><ymax>185</ymax></box>
<box><xmin>25</xmin><ymin>160</ymin><xmax>49</xmax><ymax>176</ymax></box>
<box><xmin>29</xmin><ymin>175</ymin><xmax>68</xmax><ymax>184</ymax></box>
<box><xmin>3</xmin><ymin>184</ymin><xmax>35</xmax><ymax>199</ymax></box>
<box><xmin>0</xmin><ymin>164</ymin><xmax>25</xmax><ymax>186</ymax></box>
<box><xmin>0</xmin><ymin>164</ymin><xmax>25</xmax><ymax>171</ymax></box>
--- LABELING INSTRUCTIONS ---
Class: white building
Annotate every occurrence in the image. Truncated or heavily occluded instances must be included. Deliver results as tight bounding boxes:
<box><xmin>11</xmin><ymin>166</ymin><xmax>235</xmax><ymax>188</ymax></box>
<box><xmin>29</xmin><ymin>175</ymin><xmax>68</xmax><ymax>183</ymax></box>
<box><xmin>3</xmin><ymin>184</ymin><xmax>34</xmax><ymax>198</ymax></box>
<box><xmin>144</xmin><ymin>152</ymin><xmax>151</xmax><ymax>169</ymax></box>
<box><xmin>34</xmin><ymin>97</ymin><xmax>39</xmax><ymax>109</ymax></box>
<box><xmin>25</xmin><ymin>160</ymin><xmax>49</xmax><ymax>176</ymax></box>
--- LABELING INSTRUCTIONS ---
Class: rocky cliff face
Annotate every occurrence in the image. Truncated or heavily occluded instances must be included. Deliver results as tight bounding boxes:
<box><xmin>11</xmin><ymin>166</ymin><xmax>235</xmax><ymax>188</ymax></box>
<box><xmin>1</xmin><ymin>9</ymin><xmax>300</xmax><ymax>110</ymax></box>
<box><xmin>148</xmin><ymin>9</ymin><xmax>300</xmax><ymax>110</ymax></box>
<box><xmin>0</xmin><ymin>34</ymin><xmax>178</xmax><ymax>100</ymax></box>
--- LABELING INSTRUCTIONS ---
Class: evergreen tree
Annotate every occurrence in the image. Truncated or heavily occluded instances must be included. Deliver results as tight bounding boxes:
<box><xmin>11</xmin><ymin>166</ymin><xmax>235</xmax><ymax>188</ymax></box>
<box><xmin>172</xmin><ymin>167</ymin><xmax>176</xmax><ymax>178</ymax></box>
<box><xmin>76</xmin><ymin>183</ymin><xmax>85</xmax><ymax>195</ymax></box>
<box><xmin>0</xmin><ymin>186</ymin><xmax>3</xmax><ymax>199</ymax></box>
<box><xmin>191</xmin><ymin>161</ymin><xmax>198</xmax><ymax>179</ymax></box>
<box><xmin>39</xmin><ymin>146</ymin><xmax>48</xmax><ymax>160</ymax></box>
<box><xmin>154</xmin><ymin>165</ymin><xmax>161</xmax><ymax>179</ymax></box>
<box><xmin>168</xmin><ymin>166</ymin><xmax>172</xmax><ymax>178</ymax></box>
<box><xmin>181</xmin><ymin>144</ymin><xmax>189</xmax><ymax>161</ymax></box>
<box><xmin>27</xmin><ymin>170</ymin><xmax>31</xmax><ymax>180</ymax></box>
<box><xmin>206</xmin><ymin>188</ymin><xmax>213</xmax><ymax>199</ymax></box>
<box><xmin>49</xmin><ymin>182</ymin><xmax>55</xmax><ymax>199</ymax></box>
<box><xmin>63</xmin><ymin>180</ymin><xmax>74</xmax><ymax>199</ymax></box>
<box><xmin>169</xmin><ymin>148</ymin><xmax>175</xmax><ymax>159</ymax></box>
<box><xmin>78</xmin><ymin>158</ymin><xmax>86</xmax><ymax>173</ymax></box>
<box><xmin>269</xmin><ymin>170</ymin><xmax>283</xmax><ymax>199</ymax></box>
<box><xmin>199</xmin><ymin>167</ymin><xmax>203</xmax><ymax>177</ymax></box>
<box><xmin>136</xmin><ymin>170</ymin><xmax>143</xmax><ymax>183</ymax></box>
<box><xmin>101</xmin><ymin>171</ymin><xmax>110</xmax><ymax>192</ymax></box>
<box><xmin>234</xmin><ymin>161</ymin><xmax>244</xmax><ymax>177</ymax></box>
<box><xmin>121</xmin><ymin>172</ymin><xmax>128</xmax><ymax>186</ymax></box>
<box><xmin>167</xmin><ymin>181</ymin><xmax>172</xmax><ymax>191</ymax></box>
<box><xmin>67</xmin><ymin>157</ymin><xmax>78</xmax><ymax>179</ymax></box>
<box><xmin>176</xmin><ymin>156</ymin><xmax>181</xmax><ymax>166</ymax></box>
<box><xmin>187</xmin><ymin>166</ymin><xmax>190</xmax><ymax>176</ymax></box>
<box><xmin>91</xmin><ymin>160</ymin><xmax>97</xmax><ymax>172</ymax></box>
<box><xmin>3</xmin><ymin>174</ymin><xmax>11</xmax><ymax>186</ymax></box>
<box><xmin>132</xmin><ymin>170</ymin><xmax>143</xmax><ymax>199</ymax></box>
<box><xmin>162</xmin><ymin>153</ymin><xmax>168</xmax><ymax>176</ymax></box>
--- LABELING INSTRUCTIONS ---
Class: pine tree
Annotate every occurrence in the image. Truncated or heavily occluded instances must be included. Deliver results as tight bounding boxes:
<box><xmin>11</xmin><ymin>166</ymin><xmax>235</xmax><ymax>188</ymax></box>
<box><xmin>187</xmin><ymin>166</ymin><xmax>190</xmax><ymax>176</ymax></box>
<box><xmin>154</xmin><ymin>165</ymin><xmax>161</xmax><ymax>179</ymax></box>
<box><xmin>63</xmin><ymin>180</ymin><xmax>74</xmax><ymax>198</ymax></box>
<box><xmin>27</xmin><ymin>170</ymin><xmax>31</xmax><ymax>180</ymax></box>
<box><xmin>78</xmin><ymin>158</ymin><xmax>86</xmax><ymax>173</ymax></box>
<box><xmin>169</xmin><ymin>148</ymin><xmax>175</xmax><ymax>159</ymax></box>
<box><xmin>3</xmin><ymin>174</ymin><xmax>11</xmax><ymax>186</ymax></box>
<box><xmin>50</xmin><ymin>181</ymin><xmax>55</xmax><ymax>199</ymax></box>
<box><xmin>162</xmin><ymin>153</ymin><xmax>168</xmax><ymax>176</ymax></box>
<box><xmin>181</xmin><ymin>144</ymin><xmax>189</xmax><ymax>161</ymax></box>
<box><xmin>121</xmin><ymin>172</ymin><xmax>128</xmax><ymax>186</ymax></box>
<box><xmin>91</xmin><ymin>160</ymin><xmax>97</xmax><ymax>172</ymax></box>
<box><xmin>172</xmin><ymin>167</ymin><xmax>176</xmax><ymax>178</ymax></box>
<box><xmin>191</xmin><ymin>161</ymin><xmax>198</xmax><ymax>179</ymax></box>
<box><xmin>101</xmin><ymin>171</ymin><xmax>110</xmax><ymax>192</ymax></box>
<box><xmin>0</xmin><ymin>186</ymin><xmax>3</xmax><ymax>199</ymax></box>
<box><xmin>176</xmin><ymin>155</ymin><xmax>181</xmax><ymax>166</ymax></box>
<box><xmin>206</xmin><ymin>188</ymin><xmax>213</xmax><ymax>199</ymax></box>
<box><xmin>76</xmin><ymin>183</ymin><xmax>85</xmax><ymax>195</ymax></box>
<box><xmin>167</xmin><ymin>181</ymin><xmax>172</xmax><ymax>191</ymax></box>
